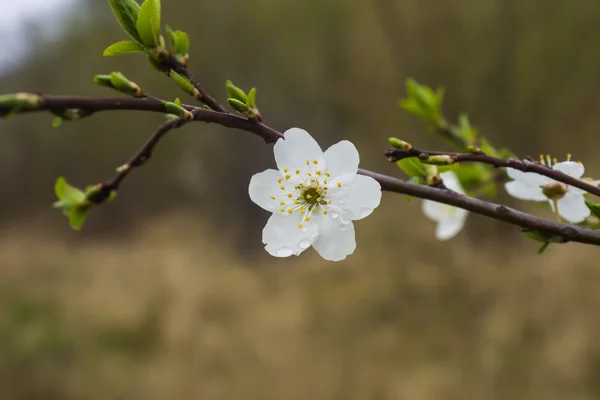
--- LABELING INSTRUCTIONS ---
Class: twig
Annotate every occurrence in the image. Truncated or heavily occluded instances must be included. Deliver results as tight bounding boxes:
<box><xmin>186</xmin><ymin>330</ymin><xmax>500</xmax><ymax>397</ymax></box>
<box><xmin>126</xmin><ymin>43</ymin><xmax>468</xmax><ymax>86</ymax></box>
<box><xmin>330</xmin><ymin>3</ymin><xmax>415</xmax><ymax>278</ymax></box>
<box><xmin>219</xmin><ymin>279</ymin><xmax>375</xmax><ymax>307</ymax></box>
<box><xmin>87</xmin><ymin>117</ymin><xmax>189</xmax><ymax>203</ymax></box>
<box><xmin>385</xmin><ymin>146</ymin><xmax>600</xmax><ymax>198</ymax></box>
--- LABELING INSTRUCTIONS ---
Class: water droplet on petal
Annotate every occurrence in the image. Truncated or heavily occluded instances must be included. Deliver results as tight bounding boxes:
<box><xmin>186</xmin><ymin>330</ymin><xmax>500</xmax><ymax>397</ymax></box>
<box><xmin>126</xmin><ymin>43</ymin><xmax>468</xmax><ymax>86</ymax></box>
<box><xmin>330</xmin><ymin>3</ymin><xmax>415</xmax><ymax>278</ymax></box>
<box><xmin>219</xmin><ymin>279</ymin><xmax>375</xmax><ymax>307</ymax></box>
<box><xmin>340</xmin><ymin>224</ymin><xmax>347</xmax><ymax>231</ymax></box>
<box><xmin>301</xmin><ymin>228</ymin><xmax>308</xmax><ymax>233</ymax></box>
<box><xmin>275</xmin><ymin>247</ymin><xmax>294</xmax><ymax>257</ymax></box>
<box><xmin>339</xmin><ymin>199</ymin><xmax>345</xmax><ymax>204</ymax></box>
<box><xmin>331</xmin><ymin>212</ymin><xmax>339</xmax><ymax>219</ymax></box>
<box><xmin>298</xmin><ymin>239</ymin><xmax>311</xmax><ymax>249</ymax></box>
<box><xmin>342</xmin><ymin>187</ymin><xmax>348</xmax><ymax>191</ymax></box>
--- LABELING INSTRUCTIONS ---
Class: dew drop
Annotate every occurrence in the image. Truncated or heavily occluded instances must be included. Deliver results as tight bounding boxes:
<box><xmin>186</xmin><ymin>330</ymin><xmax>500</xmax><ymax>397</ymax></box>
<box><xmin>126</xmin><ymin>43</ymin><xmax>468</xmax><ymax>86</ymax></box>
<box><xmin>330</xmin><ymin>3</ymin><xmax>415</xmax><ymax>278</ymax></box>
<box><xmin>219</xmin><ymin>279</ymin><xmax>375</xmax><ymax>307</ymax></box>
<box><xmin>331</xmin><ymin>212</ymin><xmax>339</xmax><ymax>219</ymax></box>
<box><xmin>339</xmin><ymin>199</ymin><xmax>345</xmax><ymax>204</ymax></box>
<box><xmin>298</xmin><ymin>239</ymin><xmax>311</xmax><ymax>249</ymax></box>
<box><xmin>275</xmin><ymin>247</ymin><xmax>294</xmax><ymax>257</ymax></box>
<box><xmin>340</xmin><ymin>224</ymin><xmax>347</xmax><ymax>231</ymax></box>
<box><xmin>302</xmin><ymin>227</ymin><xmax>308</xmax><ymax>233</ymax></box>
<box><xmin>342</xmin><ymin>187</ymin><xmax>348</xmax><ymax>191</ymax></box>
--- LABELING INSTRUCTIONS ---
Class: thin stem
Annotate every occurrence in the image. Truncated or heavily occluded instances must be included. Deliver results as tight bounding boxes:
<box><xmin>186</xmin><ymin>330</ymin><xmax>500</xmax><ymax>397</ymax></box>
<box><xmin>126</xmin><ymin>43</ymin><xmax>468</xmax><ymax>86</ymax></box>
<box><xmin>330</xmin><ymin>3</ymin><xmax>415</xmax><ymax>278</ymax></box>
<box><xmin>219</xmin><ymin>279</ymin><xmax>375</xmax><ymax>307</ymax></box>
<box><xmin>87</xmin><ymin>117</ymin><xmax>189</xmax><ymax>203</ymax></box>
<box><xmin>386</xmin><ymin>146</ymin><xmax>600</xmax><ymax>198</ymax></box>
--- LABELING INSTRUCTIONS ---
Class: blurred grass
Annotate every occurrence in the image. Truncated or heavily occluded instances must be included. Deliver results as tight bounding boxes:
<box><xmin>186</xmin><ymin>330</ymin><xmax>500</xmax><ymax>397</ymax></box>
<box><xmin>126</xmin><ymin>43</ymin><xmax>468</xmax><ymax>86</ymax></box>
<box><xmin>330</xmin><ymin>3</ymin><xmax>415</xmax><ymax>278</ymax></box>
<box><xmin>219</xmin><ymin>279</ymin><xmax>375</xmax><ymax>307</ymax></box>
<box><xmin>0</xmin><ymin>213</ymin><xmax>599</xmax><ymax>399</ymax></box>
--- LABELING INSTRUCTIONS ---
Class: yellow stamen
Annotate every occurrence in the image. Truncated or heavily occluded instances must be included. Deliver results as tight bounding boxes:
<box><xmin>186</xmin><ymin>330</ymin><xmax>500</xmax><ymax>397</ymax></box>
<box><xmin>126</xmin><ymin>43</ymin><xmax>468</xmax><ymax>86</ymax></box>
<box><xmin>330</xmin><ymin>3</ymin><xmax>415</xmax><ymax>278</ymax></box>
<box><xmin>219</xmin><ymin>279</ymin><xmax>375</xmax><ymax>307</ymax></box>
<box><xmin>295</xmin><ymin>169</ymin><xmax>300</xmax><ymax>174</ymax></box>
<box><xmin>300</xmin><ymin>207</ymin><xmax>306</xmax><ymax>213</ymax></box>
<box><xmin>312</xmin><ymin>160</ymin><xmax>318</xmax><ymax>164</ymax></box>
<box><xmin>280</xmin><ymin>185</ymin><xmax>285</xmax><ymax>190</ymax></box>
<box><xmin>270</xmin><ymin>196</ymin><xmax>275</xmax><ymax>200</ymax></box>
<box><xmin>298</xmin><ymin>224</ymin><xmax>303</xmax><ymax>229</ymax></box>
<box><xmin>323</xmin><ymin>210</ymin><xmax>328</xmax><ymax>215</ymax></box>
<box><xmin>337</xmin><ymin>182</ymin><xmax>342</xmax><ymax>188</ymax></box>
<box><xmin>280</xmin><ymin>201</ymin><xmax>286</xmax><ymax>206</ymax></box>
<box><xmin>306</xmin><ymin>160</ymin><xmax>310</xmax><ymax>166</ymax></box>
<box><xmin>283</xmin><ymin>168</ymin><xmax>288</xmax><ymax>173</ymax></box>
<box><xmin>287</xmin><ymin>193</ymin><xmax>292</xmax><ymax>198</ymax></box>
<box><xmin>325</xmin><ymin>172</ymin><xmax>331</xmax><ymax>177</ymax></box>
<box><xmin>287</xmin><ymin>209</ymin><xmax>293</xmax><ymax>214</ymax></box>
<box><xmin>294</xmin><ymin>200</ymin><xmax>299</xmax><ymax>204</ymax></box>
<box><xmin>277</xmin><ymin>178</ymin><xmax>283</xmax><ymax>183</ymax></box>
<box><xmin>316</xmin><ymin>170</ymin><xmax>321</xmax><ymax>175</ymax></box>
<box><xmin>305</xmin><ymin>216</ymin><xmax>311</xmax><ymax>222</ymax></box>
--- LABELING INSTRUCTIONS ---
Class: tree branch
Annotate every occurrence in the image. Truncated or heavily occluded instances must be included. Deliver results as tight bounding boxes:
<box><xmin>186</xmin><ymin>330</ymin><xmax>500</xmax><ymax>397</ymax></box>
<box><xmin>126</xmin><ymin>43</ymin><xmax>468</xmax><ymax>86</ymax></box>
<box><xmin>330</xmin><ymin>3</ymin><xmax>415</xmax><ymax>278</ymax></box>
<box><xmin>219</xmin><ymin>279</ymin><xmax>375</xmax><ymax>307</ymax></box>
<box><xmin>385</xmin><ymin>146</ymin><xmax>600</xmax><ymax>198</ymax></box>
<box><xmin>3</xmin><ymin>93</ymin><xmax>600</xmax><ymax>245</ymax></box>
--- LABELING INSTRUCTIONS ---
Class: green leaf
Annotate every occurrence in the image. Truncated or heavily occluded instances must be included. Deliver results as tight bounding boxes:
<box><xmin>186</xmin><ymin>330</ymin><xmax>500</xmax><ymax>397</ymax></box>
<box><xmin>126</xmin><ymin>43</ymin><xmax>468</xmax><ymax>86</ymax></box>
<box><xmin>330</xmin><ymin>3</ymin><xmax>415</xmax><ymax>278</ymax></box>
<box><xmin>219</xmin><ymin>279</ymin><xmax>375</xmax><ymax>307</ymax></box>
<box><xmin>170</xmin><ymin>70</ymin><xmax>198</xmax><ymax>97</ymax></box>
<box><xmin>585</xmin><ymin>201</ymin><xmax>600</xmax><ymax>219</ymax></box>
<box><xmin>103</xmin><ymin>40</ymin><xmax>146</xmax><ymax>56</ymax></box>
<box><xmin>109</xmin><ymin>72</ymin><xmax>143</xmax><ymax>97</ymax></box>
<box><xmin>226</xmin><ymin>80</ymin><xmax>248</xmax><ymax>103</ymax></box>
<box><xmin>479</xmin><ymin>137</ymin><xmax>500</xmax><ymax>158</ymax></box>
<box><xmin>396</xmin><ymin>158</ymin><xmax>427</xmax><ymax>178</ymax></box>
<box><xmin>247</xmin><ymin>88</ymin><xmax>257</xmax><ymax>108</ymax></box>
<box><xmin>457</xmin><ymin>114</ymin><xmax>477</xmax><ymax>144</ymax></box>
<box><xmin>68</xmin><ymin>206</ymin><xmax>89</xmax><ymax>231</ymax></box>
<box><xmin>54</xmin><ymin>177</ymin><xmax>85</xmax><ymax>203</ymax></box>
<box><xmin>174</xmin><ymin>31</ymin><xmax>189</xmax><ymax>55</ymax></box>
<box><xmin>400</xmin><ymin>79</ymin><xmax>444</xmax><ymax>124</ymax></box>
<box><xmin>165</xmin><ymin>24</ymin><xmax>176</xmax><ymax>44</ymax></box>
<box><xmin>136</xmin><ymin>0</ymin><xmax>161</xmax><ymax>48</ymax></box>
<box><xmin>52</xmin><ymin>117</ymin><xmax>63</xmax><ymax>128</ymax></box>
<box><xmin>107</xmin><ymin>0</ymin><xmax>142</xmax><ymax>43</ymax></box>
<box><xmin>227</xmin><ymin>98</ymin><xmax>250</xmax><ymax>114</ymax></box>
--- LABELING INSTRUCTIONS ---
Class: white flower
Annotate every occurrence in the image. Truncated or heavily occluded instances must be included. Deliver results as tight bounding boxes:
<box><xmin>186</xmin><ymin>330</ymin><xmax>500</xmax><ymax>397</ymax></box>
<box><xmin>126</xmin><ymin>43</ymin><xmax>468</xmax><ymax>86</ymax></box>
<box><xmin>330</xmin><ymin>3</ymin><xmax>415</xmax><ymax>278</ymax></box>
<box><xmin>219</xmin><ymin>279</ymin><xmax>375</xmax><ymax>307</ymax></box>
<box><xmin>504</xmin><ymin>161</ymin><xmax>591</xmax><ymax>223</ymax></box>
<box><xmin>422</xmin><ymin>171</ymin><xmax>469</xmax><ymax>240</ymax></box>
<box><xmin>248</xmin><ymin>128</ymin><xmax>382</xmax><ymax>261</ymax></box>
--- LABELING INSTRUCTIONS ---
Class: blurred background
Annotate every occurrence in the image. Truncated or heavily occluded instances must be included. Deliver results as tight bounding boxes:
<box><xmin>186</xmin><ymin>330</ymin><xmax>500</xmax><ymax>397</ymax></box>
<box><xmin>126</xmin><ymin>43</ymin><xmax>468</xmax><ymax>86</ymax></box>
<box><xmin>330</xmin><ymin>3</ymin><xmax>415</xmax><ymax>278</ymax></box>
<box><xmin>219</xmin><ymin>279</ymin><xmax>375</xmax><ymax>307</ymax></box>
<box><xmin>1</xmin><ymin>0</ymin><xmax>600</xmax><ymax>398</ymax></box>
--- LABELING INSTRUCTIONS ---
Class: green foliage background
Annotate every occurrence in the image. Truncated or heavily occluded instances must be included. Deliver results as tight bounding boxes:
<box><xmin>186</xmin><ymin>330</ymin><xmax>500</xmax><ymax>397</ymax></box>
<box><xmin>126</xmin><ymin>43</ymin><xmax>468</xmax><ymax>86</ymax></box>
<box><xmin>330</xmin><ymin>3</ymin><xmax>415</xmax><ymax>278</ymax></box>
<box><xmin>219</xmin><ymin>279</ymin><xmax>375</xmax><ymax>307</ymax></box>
<box><xmin>1</xmin><ymin>0</ymin><xmax>600</xmax><ymax>398</ymax></box>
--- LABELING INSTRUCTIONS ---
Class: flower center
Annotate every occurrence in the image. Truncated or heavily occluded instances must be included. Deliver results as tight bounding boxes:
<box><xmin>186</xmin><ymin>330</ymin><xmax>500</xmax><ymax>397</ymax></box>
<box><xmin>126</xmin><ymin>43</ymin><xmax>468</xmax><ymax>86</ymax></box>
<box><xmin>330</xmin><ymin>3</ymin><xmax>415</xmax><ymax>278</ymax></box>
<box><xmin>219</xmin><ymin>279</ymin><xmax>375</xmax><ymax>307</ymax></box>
<box><xmin>269</xmin><ymin>161</ymin><xmax>339</xmax><ymax>229</ymax></box>
<box><xmin>542</xmin><ymin>183</ymin><xmax>567</xmax><ymax>200</ymax></box>
<box><xmin>301</xmin><ymin>186</ymin><xmax>326</xmax><ymax>206</ymax></box>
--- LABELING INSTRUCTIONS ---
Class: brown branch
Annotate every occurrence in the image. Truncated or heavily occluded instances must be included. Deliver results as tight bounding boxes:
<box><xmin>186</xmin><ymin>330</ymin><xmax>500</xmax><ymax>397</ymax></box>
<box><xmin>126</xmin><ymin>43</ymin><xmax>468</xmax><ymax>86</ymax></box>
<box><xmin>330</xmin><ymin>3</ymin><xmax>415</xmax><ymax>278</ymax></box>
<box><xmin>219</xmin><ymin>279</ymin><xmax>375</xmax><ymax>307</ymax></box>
<box><xmin>86</xmin><ymin>117</ymin><xmax>190</xmax><ymax>204</ymax></box>
<box><xmin>3</xmin><ymin>93</ymin><xmax>600</xmax><ymax>246</ymax></box>
<box><xmin>385</xmin><ymin>146</ymin><xmax>600</xmax><ymax>198</ymax></box>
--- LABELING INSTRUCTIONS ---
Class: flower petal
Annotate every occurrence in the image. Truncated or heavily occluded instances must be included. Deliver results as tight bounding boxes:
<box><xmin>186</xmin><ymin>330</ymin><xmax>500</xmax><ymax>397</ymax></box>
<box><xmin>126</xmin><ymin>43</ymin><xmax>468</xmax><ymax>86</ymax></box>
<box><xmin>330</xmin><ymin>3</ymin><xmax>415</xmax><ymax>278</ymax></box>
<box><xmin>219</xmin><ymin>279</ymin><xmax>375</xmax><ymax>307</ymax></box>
<box><xmin>553</xmin><ymin>161</ymin><xmax>584</xmax><ymax>179</ymax></box>
<box><xmin>506</xmin><ymin>168</ymin><xmax>550</xmax><ymax>186</ymax></box>
<box><xmin>505</xmin><ymin>180</ymin><xmax>547</xmax><ymax>201</ymax></box>
<box><xmin>323</xmin><ymin>140</ymin><xmax>359</xmax><ymax>181</ymax></box>
<box><xmin>274</xmin><ymin>128</ymin><xmax>324</xmax><ymax>174</ymax></box>
<box><xmin>249</xmin><ymin>169</ymin><xmax>294</xmax><ymax>212</ymax></box>
<box><xmin>327</xmin><ymin>175</ymin><xmax>382</xmax><ymax>220</ymax></box>
<box><xmin>262</xmin><ymin>214</ymin><xmax>319</xmax><ymax>257</ymax></box>
<box><xmin>557</xmin><ymin>192</ymin><xmax>590</xmax><ymax>223</ymax></box>
<box><xmin>435</xmin><ymin>212</ymin><xmax>468</xmax><ymax>240</ymax></box>
<box><xmin>312</xmin><ymin>216</ymin><xmax>356</xmax><ymax>261</ymax></box>
<box><xmin>422</xmin><ymin>200</ymin><xmax>466</xmax><ymax>222</ymax></box>
<box><xmin>439</xmin><ymin>171</ymin><xmax>465</xmax><ymax>194</ymax></box>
